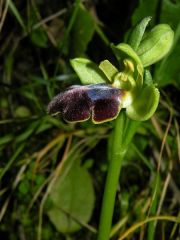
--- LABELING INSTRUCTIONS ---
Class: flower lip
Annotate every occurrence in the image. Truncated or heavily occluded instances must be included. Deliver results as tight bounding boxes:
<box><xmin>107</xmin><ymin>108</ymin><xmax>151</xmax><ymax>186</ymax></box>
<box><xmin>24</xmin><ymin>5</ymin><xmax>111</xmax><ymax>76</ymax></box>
<box><xmin>47</xmin><ymin>84</ymin><xmax>125</xmax><ymax>124</ymax></box>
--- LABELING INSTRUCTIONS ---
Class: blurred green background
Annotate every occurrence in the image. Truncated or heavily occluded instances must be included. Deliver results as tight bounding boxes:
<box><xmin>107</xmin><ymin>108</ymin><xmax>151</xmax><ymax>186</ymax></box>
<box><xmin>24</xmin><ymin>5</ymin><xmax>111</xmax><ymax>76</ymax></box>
<box><xmin>0</xmin><ymin>0</ymin><xmax>180</xmax><ymax>239</ymax></box>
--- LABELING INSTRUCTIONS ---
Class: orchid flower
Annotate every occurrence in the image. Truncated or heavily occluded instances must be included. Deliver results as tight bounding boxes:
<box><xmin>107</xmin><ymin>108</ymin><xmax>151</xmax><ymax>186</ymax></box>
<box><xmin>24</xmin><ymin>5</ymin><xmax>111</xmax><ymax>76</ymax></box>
<box><xmin>48</xmin><ymin>23</ymin><xmax>173</xmax><ymax>123</ymax></box>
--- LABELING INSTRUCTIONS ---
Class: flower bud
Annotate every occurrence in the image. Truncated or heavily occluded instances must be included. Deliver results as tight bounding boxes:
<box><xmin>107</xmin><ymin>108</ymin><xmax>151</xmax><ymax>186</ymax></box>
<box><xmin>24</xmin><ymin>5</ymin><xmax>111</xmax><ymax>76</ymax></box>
<box><xmin>137</xmin><ymin>24</ymin><xmax>174</xmax><ymax>67</ymax></box>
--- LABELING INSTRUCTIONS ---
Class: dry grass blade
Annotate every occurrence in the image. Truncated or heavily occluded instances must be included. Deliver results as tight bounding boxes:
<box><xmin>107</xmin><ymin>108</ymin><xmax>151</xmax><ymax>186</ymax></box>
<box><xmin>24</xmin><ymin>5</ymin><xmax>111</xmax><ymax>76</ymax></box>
<box><xmin>110</xmin><ymin>215</ymin><xmax>129</xmax><ymax>238</ymax></box>
<box><xmin>149</xmin><ymin>103</ymin><xmax>173</xmax><ymax>215</ymax></box>
<box><xmin>32</xmin><ymin>8</ymin><xmax>66</xmax><ymax>30</ymax></box>
<box><xmin>0</xmin><ymin>0</ymin><xmax>9</xmax><ymax>33</ymax></box>
<box><xmin>175</xmin><ymin>119</ymin><xmax>180</xmax><ymax>164</ymax></box>
<box><xmin>118</xmin><ymin>216</ymin><xmax>179</xmax><ymax>240</ymax></box>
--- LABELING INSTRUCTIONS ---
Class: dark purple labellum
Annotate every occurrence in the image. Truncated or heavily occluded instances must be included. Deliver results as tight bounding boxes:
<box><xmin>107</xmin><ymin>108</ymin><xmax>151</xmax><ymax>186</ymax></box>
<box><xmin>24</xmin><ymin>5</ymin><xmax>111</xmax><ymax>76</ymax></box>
<box><xmin>47</xmin><ymin>84</ymin><xmax>124</xmax><ymax>123</ymax></box>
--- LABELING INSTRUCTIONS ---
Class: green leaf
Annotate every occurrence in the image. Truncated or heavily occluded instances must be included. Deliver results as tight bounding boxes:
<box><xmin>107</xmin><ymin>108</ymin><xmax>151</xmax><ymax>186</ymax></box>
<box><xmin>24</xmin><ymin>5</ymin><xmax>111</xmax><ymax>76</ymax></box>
<box><xmin>111</xmin><ymin>43</ymin><xmax>143</xmax><ymax>86</ymax></box>
<box><xmin>47</xmin><ymin>163</ymin><xmax>95</xmax><ymax>233</ymax></box>
<box><xmin>128</xmin><ymin>16</ymin><xmax>152</xmax><ymax>51</ymax></box>
<box><xmin>70</xmin><ymin>58</ymin><xmax>108</xmax><ymax>84</ymax></box>
<box><xmin>132</xmin><ymin>0</ymin><xmax>180</xmax><ymax>30</ymax></box>
<box><xmin>154</xmin><ymin>23</ymin><xmax>180</xmax><ymax>86</ymax></box>
<box><xmin>137</xmin><ymin>24</ymin><xmax>174</xmax><ymax>67</ymax></box>
<box><xmin>18</xmin><ymin>180</ymin><xmax>30</xmax><ymax>195</ymax></box>
<box><xmin>99</xmin><ymin>60</ymin><xmax>118</xmax><ymax>82</ymax></box>
<box><xmin>26</xmin><ymin>5</ymin><xmax>48</xmax><ymax>48</ymax></box>
<box><xmin>126</xmin><ymin>85</ymin><xmax>160</xmax><ymax>121</ymax></box>
<box><xmin>31</xmin><ymin>29</ymin><xmax>48</xmax><ymax>48</ymax></box>
<box><xmin>71</xmin><ymin>4</ymin><xmax>95</xmax><ymax>56</ymax></box>
<box><xmin>160</xmin><ymin>0</ymin><xmax>180</xmax><ymax>29</ymax></box>
<box><xmin>0</xmin><ymin>97</ymin><xmax>8</xmax><ymax>108</ymax></box>
<box><xmin>131</xmin><ymin>0</ymin><xmax>158</xmax><ymax>26</ymax></box>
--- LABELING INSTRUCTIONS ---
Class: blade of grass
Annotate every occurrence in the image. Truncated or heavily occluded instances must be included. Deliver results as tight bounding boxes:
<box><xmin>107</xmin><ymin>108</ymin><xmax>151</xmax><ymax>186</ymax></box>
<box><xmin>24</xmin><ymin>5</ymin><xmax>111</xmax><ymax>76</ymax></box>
<box><xmin>131</xmin><ymin>143</ymin><xmax>154</xmax><ymax>171</ymax></box>
<box><xmin>59</xmin><ymin>0</ymin><xmax>81</xmax><ymax>51</ymax></box>
<box><xmin>8</xmin><ymin>0</ymin><xmax>26</xmax><ymax>32</ymax></box>
<box><xmin>39</xmin><ymin>61</ymin><xmax>52</xmax><ymax>99</ymax></box>
<box><xmin>0</xmin><ymin>134</ymin><xmax>14</xmax><ymax>146</ymax></box>
<box><xmin>95</xmin><ymin>24</ymin><xmax>110</xmax><ymax>46</ymax></box>
<box><xmin>0</xmin><ymin>143</ymin><xmax>25</xmax><ymax>181</ymax></box>
<box><xmin>147</xmin><ymin>173</ymin><xmax>161</xmax><ymax>240</ymax></box>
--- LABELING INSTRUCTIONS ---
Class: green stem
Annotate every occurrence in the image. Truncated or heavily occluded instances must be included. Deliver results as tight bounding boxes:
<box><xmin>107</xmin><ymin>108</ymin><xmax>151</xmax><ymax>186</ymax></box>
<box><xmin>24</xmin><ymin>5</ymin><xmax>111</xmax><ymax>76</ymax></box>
<box><xmin>97</xmin><ymin>113</ymin><xmax>139</xmax><ymax>240</ymax></box>
<box><xmin>97</xmin><ymin>113</ymin><xmax>126</xmax><ymax>240</ymax></box>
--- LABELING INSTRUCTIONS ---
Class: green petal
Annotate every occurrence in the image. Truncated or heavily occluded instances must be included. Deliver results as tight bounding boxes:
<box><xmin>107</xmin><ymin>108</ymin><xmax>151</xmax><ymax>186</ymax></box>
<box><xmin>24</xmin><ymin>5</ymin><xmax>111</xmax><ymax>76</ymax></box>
<box><xmin>99</xmin><ymin>60</ymin><xmax>118</xmax><ymax>82</ymax></box>
<box><xmin>70</xmin><ymin>58</ymin><xmax>108</xmax><ymax>85</ymax></box>
<box><xmin>126</xmin><ymin>85</ymin><xmax>160</xmax><ymax>121</ymax></box>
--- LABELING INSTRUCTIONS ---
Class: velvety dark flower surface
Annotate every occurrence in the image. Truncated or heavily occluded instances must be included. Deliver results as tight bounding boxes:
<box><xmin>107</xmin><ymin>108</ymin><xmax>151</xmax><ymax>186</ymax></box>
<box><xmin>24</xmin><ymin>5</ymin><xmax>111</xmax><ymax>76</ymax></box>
<box><xmin>47</xmin><ymin>84</ymin><xmax>124</xmax><ymax>123</ymax></box>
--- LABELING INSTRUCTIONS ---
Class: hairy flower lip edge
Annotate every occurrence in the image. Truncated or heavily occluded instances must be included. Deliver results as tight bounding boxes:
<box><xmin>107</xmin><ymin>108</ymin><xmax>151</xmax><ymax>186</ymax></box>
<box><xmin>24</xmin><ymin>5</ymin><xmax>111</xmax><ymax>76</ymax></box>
<box><xmin>47</xmin><ymin>84</ymin><xmax>129</xmax><ymax>124</ymax></box>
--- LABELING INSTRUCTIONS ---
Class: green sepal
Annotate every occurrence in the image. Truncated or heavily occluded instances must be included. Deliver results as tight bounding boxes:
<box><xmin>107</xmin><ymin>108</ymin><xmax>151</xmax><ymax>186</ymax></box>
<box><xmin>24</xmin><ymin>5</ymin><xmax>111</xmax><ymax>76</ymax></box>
<box><xmin>70</xmin><ymin>58</ymin><xmax>108</xmax><ymax>85</ymax></box>
<box><xmin>126</xmin><ymin>85</ymin><xmax>160</xmax><ymax>121</ymax></box>
<box><xmin>111</xmin><ymin>43</ymin><xmax>144</xmax><ymax>87</ymax></box>
<box><xmin>128</xmin><ymin>16</ymin><xmax>152</xmax><ymax>51</ymax></box>
<box><xmin>137</xmin><ymin>24</ymin><xmax>174</xmax><ymax>67</ymax></box>
<box><xmin>99</xmin><ymin>60</ymin><xmax>118</xmax><ymax>82</ymax></box>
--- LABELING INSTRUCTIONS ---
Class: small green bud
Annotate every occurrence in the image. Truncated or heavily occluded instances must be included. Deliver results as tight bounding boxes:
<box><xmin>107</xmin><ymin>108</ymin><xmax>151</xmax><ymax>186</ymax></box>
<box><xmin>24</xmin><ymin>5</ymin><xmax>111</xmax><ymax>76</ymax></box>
<box><xmin>137</xmin><ymin>24</ymin><xmax>174</xmax><ymax>67</ymax></box>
